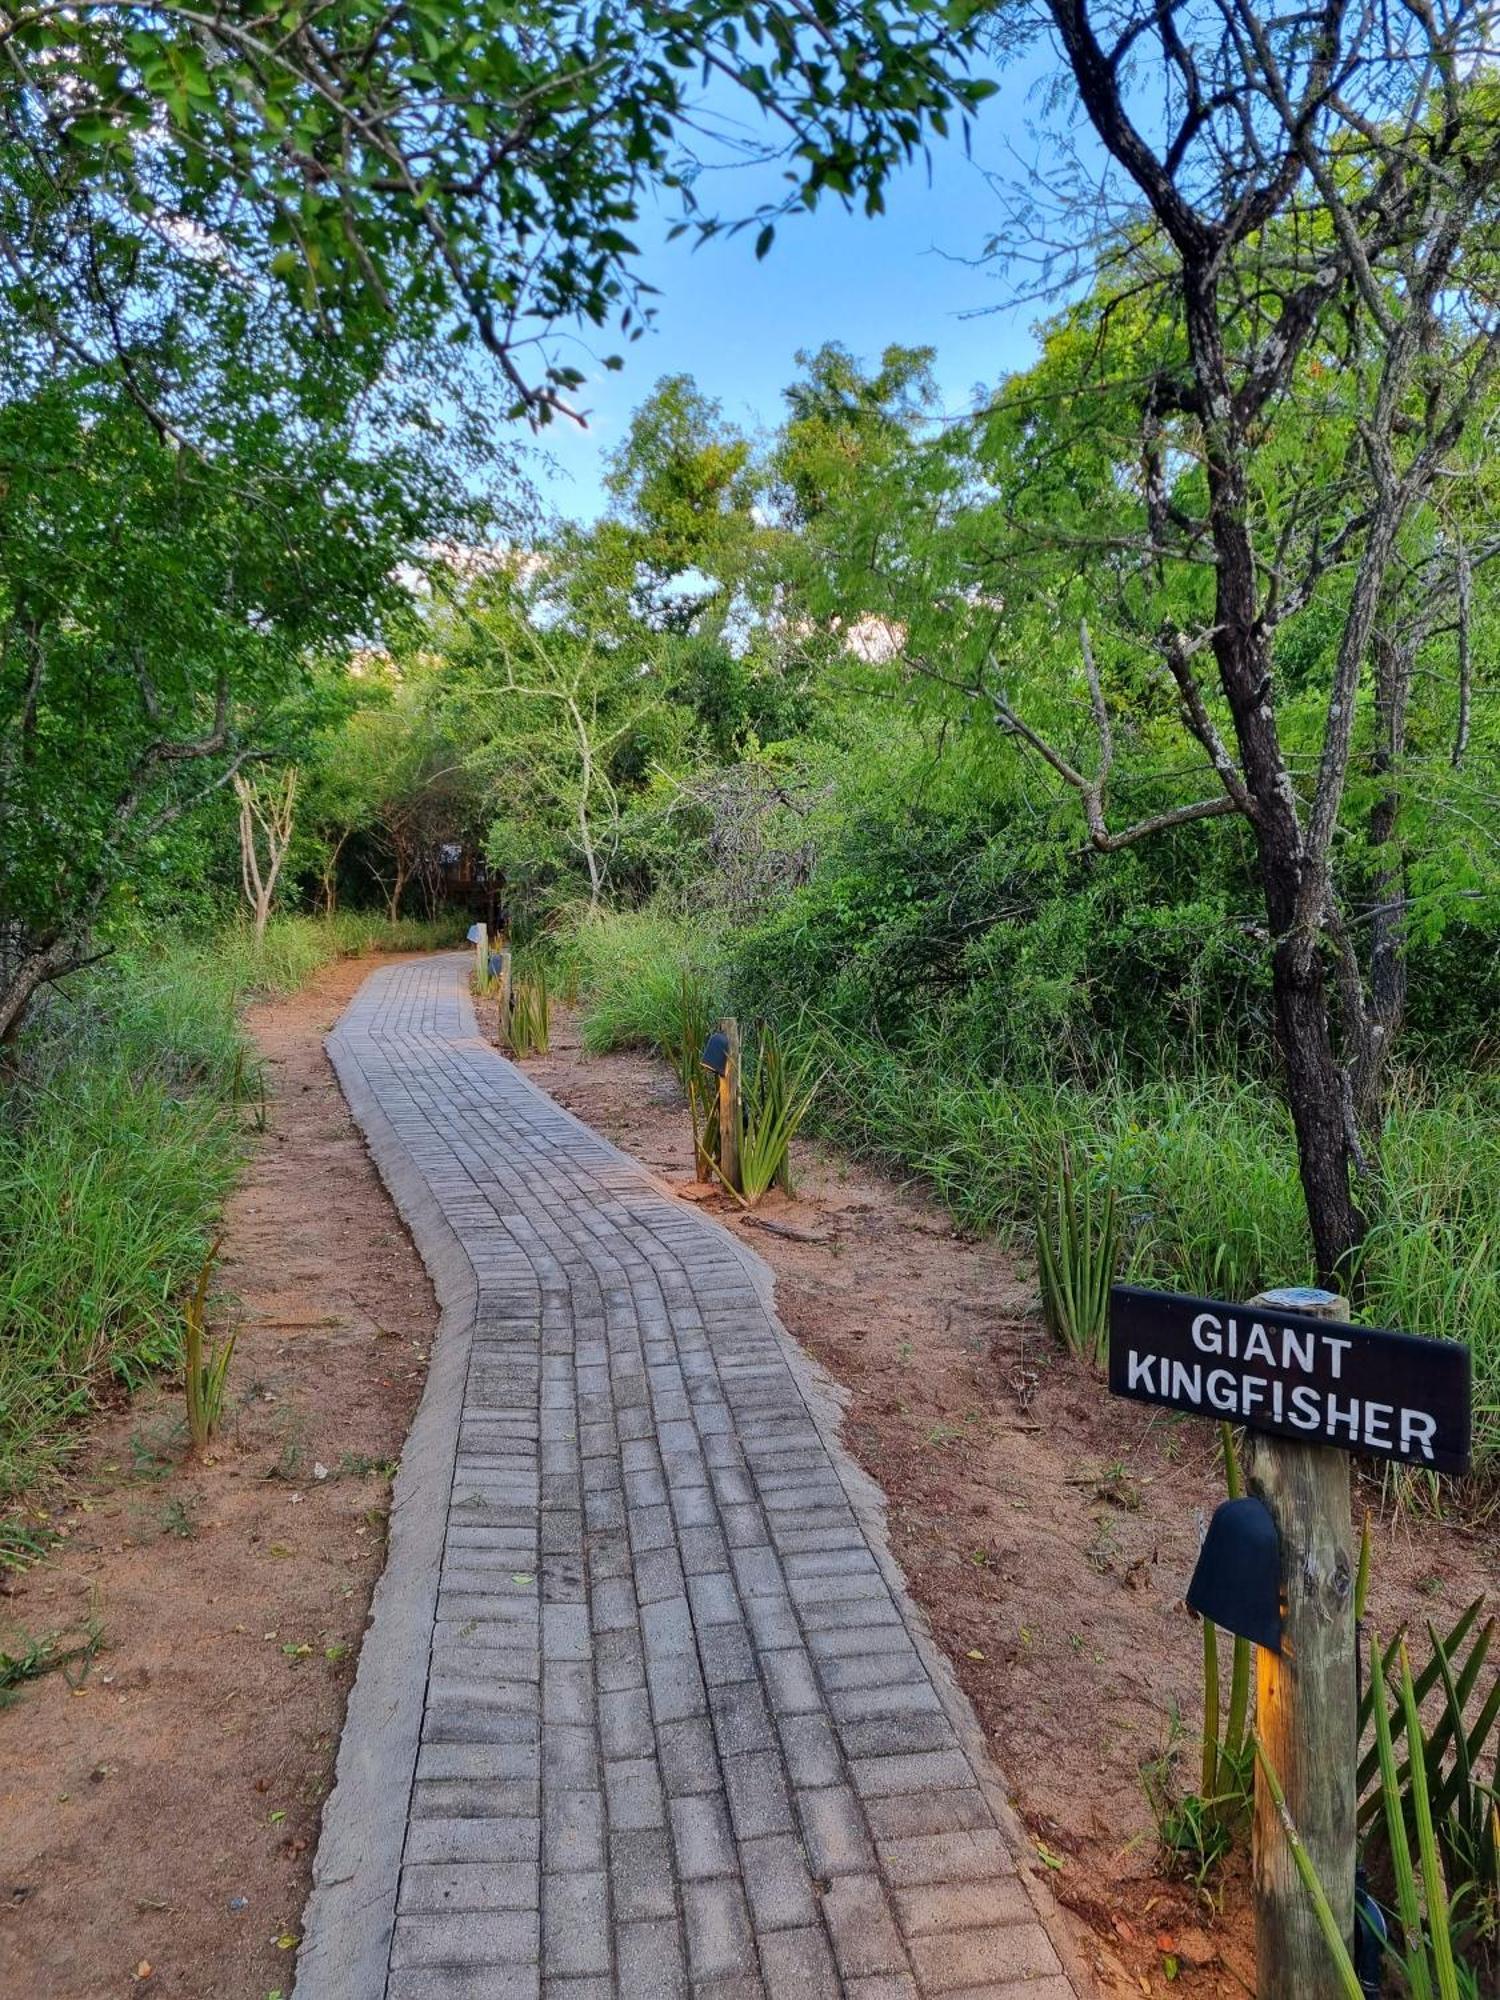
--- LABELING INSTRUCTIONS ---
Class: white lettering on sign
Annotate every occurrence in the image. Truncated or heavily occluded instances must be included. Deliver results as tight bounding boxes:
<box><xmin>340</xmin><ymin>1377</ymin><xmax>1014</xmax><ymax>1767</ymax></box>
<box><xmin>1128</xmin><ymin>1351</ymin><xmax>1157</xmax><ymax>1393</ymax></box>
<box><xmin>1190</xmin><ymin>1312</ymin><xmax>1354</xmax><ymax>1378</ymax></box>
<box><xmin>1123</xmin><ymin>1349</ymin><xmax>1440</xmax><ymax>1460</ymax></box>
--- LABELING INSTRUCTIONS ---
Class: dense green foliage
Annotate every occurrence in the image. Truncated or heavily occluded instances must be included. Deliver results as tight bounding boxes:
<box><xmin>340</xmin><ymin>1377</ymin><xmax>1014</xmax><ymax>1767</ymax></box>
<box><xmin>0</xmin><ymin>915</ymin><xmax>453</xmax><ymax>1493</ymax></box>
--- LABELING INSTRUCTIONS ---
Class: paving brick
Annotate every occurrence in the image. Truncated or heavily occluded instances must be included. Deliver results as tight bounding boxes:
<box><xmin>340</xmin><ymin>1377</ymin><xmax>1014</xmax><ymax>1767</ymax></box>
<box><xmin>905</xmin><ymin>1920</ymin><xmax>1062</xmax><ymax>1991</ymax></box>
<box><xmin>593</xmin><ymin>1624</ymin><xmax>646</xmax><ymax>1691</ymax></box>
<box><xmin>701</xmin><ymin>1622</ymin><xmax>758</xmax><ymax>1687</ymax></box>
<box><xmin>541</xmin><ymin>1660</ymin><xmax>594</xmax><ymax>1730</ymax></box>
<box><xmin>657</xmin><ymin>1715</ymin><xmax>722</xmax><ymax>1797</ymax></box>
<box><xmin>821</xmin><ymin>1874</ymin><xmax>909</xmax><ymax>1978</ymax></box>
<box><xmin>416</xmin><ymin>1741</ymin><xmax>539</xmax><ymax>1784</ymax></box>
<box><xmin>598</xmin><ymin>1684</ymin><xmax>654</xmax><ymax>1761</ymax></box>
<box><xmin>738</xmin><ymin>1833</ymin><xmax>818</xmax><ymax>1932</ymax></box>
<box><xmin>645</xmin><ymin>1648</ymin><xmax>708</xmax><ymax>1724</ymax></box>
<box><xmin>541</xmin><ymin>1870</ymin><xmax>610</xmax><ymax>1977</ymax></box>
<box><xmin>411</xmin><ymin>1778</ymin><xmax>541</xmax><ymax>1820</ymax></box>
<box><xmin>669</xmin><ymin>1791</ymin><xmax>738</xmax><ymax>1880</ymax></box>
<box><xmin>710</xmin><ymin>1677</ymin><xmax>776</xmax><ymax>1756</ymax></box>
<box><xmin>390</xmin><ymin>1910</ymin><xmax>539</xmax><ymax>1968</ymax></box>
<box><xmin>777</xmin><ymin>1712</ymin><xmax>844</xmax><ymax>1789</ymax></box>
<box><xmin>389</xmin><ymin>1969</ymin><xmax>540</xmax><ymax>2000</ymax></box>
<box><xmin>404</xmin><ymin>1817</ymin><xmax>541</xmax><ymax>1867</ymax></box>
<box><xmin>864</xmin><ymin>1789</ymin><xmax>997</xmax><ymax>1841</ymax></box>
<box><xmin>850</xmin><ymin>1749</ymin><xmax>977</xmax><ymax>1799</ymax></box>
<box><xmin>605</xmin><ymin>1755</ymin><xmax>666</xmax><ymax>1831</ymax></box>
<box><xmin>723</xmin><ymin>1750</ymin><xmax>795</xmax><ymax>1840</ymax></box>
<box><xmin>543</xmin><ymin>1788</ymin><xmax>605</xmax><ymax>1873</ymax></box>
<box><xmin>877</xmin><ymin>1830</ymin><xmax>1017</xmax><ymax>1888</ymax></box>
<box><xmin>609</xmin><ymin>1826</ymin><xmax>677</xmax><ymax>1920</ymax></box>
<box><xmin>894</xmin><ymin>1878</ymin><xmax>1037</xmax><ymax>1934</ymax></box>
<box><xmin>397</xmin><ymin>1862</ymin><xmax>539</xmax><ymax>1914</ymax></box>
<box><xmin>757</xmin><ymin>1923</ymin><xmax>841</xmax><ymax>1998</ymax></box>
<box><xmin>840</xmin><ymin>1711</ymin><xmax>958</xmax><ymax>1760</ymax></box>
<box><xmin>682</xmin><ymin>1878</ymin><xmax>756</xmax><ymax>1980</ymax></box>
<box><xmin>797</xmin><ymin>1784</ymin><xmax>875</xmax><ymax>1876</ymax></box>
<box><xmin>616</xmin><ymin>1917</ymin><xmax>689</xmax><ymax>2000</ymax></box>
<box><xmin>761</xmin><ymin>1648</ymin><xmax>822</xmax><ymax>1716</ymax></box>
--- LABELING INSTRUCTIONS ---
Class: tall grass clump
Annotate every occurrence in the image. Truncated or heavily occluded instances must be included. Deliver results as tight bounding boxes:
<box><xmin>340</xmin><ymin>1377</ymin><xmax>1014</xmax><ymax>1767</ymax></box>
<box><xmin>0</xmin><ymin>912</ymin><xmax>440</xmax><ymax>1493</ymax></box>
<box><xmin>562</xmin><ymin>908</ymin><xmax>727</xmax><ymax>1062</ymax></box>
<box><xmin>1037</xmin><ymin>1145</ymin><xmax>1119</xmax><ymax>1368</ymax></box>
<box><xmin>0</xmin><ymin>941</ymin><xmax>247</xmax><ymax>1492</ymax></box>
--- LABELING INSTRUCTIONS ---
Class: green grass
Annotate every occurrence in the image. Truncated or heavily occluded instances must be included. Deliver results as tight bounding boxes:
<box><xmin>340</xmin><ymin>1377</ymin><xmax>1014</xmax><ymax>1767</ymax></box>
<box><xmin>0</xmin><ymin>911</ymin><xmax>454</xmax><ymax>1495</ymax></box>
<box><xmin>563</xmin><ymin>906</ymin><xmax>1500</xmax><ymax>1470</ymax></box>
<box><xmin>553</xmin><ymin>907</ymin><xmax>728</xmax><ymax>1062</ymax></box>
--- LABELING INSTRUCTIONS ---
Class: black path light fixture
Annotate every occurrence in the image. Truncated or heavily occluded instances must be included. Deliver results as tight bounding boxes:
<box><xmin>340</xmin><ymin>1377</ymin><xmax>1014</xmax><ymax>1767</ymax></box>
<box><xmin>700</xmin><ymin>1030</ymin><xmax>730</xmax><ymax>1078</ymax></box>
<box><xmin>1186</xmin><ymin>1494</ymin><xmax>1283</xmax><ymax>1655</ymax></box>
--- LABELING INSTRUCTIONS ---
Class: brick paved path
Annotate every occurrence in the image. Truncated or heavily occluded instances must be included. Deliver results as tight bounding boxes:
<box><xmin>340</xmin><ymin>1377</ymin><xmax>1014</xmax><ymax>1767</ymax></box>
<box><xmin>295</xmin><ymin>956</ymin><xmax>1086</xmax><ymax>2000</ymax></box>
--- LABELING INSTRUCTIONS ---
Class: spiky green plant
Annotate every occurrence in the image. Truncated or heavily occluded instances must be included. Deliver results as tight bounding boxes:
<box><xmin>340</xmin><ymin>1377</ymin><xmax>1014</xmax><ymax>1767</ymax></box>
<box><xmin>183</xmin><ymin>1240</ymin><xmax>235</xmax><ymax>1452</ymax></box>
<box><xmin>1256</xmin><ymin>1629</ymin><xmax>1489</xmax><ymax>2000</ymax></box>
<box><xmin>1359</xmin><ymin>1598</ymin><xmax>1499</xmax><ymax>1987</ymax></box>
<box><xmin>1036</xmin><ymin>1145</ymin><xmax>1119</xmax><ymax>1368</ymax></box>
<box><xmin>509</xmin><ymin>974</ymin><xmax>550</xmax><ymax>1057</ymax></box>
<box><xmin>736</xmin><ymin>1023</ymin><xmax>820</xmax><ymax>1207</ymax></box>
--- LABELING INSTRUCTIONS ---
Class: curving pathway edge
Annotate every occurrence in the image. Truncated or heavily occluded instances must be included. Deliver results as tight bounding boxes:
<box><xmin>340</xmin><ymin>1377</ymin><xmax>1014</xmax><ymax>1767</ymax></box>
<box><xmin>294</xmin><ymin>954</ymin><xmax>1091</xmax><ymax>2000</ymax></box>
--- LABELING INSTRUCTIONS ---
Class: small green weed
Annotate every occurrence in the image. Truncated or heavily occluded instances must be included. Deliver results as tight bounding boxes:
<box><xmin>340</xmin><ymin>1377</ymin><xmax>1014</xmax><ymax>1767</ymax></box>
<box><xmin>183</xmin><ymin>1241</ymin><xmax>236</xmax><ymax>1452</ymax></box>
<box><xmin>0</xmin><ymin>1604</ymin><xmax>104</xmax><ymax>1707</ymax></box>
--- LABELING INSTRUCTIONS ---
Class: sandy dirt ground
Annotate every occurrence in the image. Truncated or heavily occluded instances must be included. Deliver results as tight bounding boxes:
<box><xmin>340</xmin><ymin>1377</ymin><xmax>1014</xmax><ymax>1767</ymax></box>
<box><xmin>0</xmin><ymin>953</ymin><xmax>437</xmax><ymax>2000</ymax></box>
<box><xmin>492</xmin><ymin>996</ymin><xmax>1500</xmax><ymax>2000</ymax></box>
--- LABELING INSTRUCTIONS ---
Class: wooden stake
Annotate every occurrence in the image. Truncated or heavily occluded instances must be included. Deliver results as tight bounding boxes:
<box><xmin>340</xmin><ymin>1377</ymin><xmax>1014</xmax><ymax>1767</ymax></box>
<box><xmin>496</xmin><ymin>949</ymin><xmax>513</xmax><ymax>1045</ymax></box>
<box><xmin>473</xmin><ymin>925</ymin><xmax>488</xmax><ymax>993</ymax></box>
<box><xmin>717</xmin><ymin>1018</ymin><xmax>740</xmax><ymax>1198</ymax></box>
<box><xmin>1249</xmin><ymin>1288</ymin><xmax>1357</xmax><ymax>2000</ymax></box>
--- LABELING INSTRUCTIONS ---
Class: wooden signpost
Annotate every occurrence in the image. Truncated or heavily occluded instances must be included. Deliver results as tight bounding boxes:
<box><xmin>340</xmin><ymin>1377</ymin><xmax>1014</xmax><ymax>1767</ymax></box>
<box><xmin>1110</xmin><ymin>1282</ymin><xmax>1471</xmax><ymax>1998</ymax></box>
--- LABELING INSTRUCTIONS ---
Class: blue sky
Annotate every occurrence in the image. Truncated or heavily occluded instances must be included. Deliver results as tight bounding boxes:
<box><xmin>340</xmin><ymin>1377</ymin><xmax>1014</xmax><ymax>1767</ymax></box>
<box><xmin>528</xmin><ymin>57</ymin><xmax>1059</xmax><ymax>524</ymax></box>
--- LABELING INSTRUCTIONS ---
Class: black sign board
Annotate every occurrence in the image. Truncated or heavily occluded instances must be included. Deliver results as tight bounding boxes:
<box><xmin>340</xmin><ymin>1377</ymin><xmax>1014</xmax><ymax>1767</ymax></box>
<box><xmin>1109</xmin><ymin>1284</ymin><xmax>1471</xmax><ymax>1475</ymax></box>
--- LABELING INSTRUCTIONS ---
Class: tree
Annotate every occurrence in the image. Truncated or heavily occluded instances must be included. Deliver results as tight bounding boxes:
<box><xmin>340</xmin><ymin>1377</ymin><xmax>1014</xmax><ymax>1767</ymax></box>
<box><xmin>1</xmin><ymin>0</ymin><xmax>996</xmax><ymax>425</ymax></box>
<box><xmin>330</xmin><ymin>672</ymin><xmax>480</xmax><ymax>922</ymax></box>
<box><xmin>898</xmin><ymin>7</ymin><xmax>1500</xmax><ymax>1284</ymax></box>
<box><xmin>0</xmin><ymin>361</ymin><xmax>461</xmax><ymax>1037</ymax></box>
<box><xmin>438</xmin><ymin>531</ymin><xmax>684</xmax><ymax>912</ymax></box>
<box><xmin>235</xmin><ymin>766</ymin><xmax>299</xmax><ymax>943</ymax></box>
<box><xmin>604</xmin><ymin>375</ymin><xmax>760</xmax><ymax>619</ymax></box>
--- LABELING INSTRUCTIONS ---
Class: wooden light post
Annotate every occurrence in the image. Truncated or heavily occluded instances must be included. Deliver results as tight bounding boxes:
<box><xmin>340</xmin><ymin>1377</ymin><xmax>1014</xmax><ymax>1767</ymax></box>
<box><xmin>717</xmin><ymin>1018</ymin><xmax>740</xmax><ymax>1198</ymax></box>
<box><xmin>1109</xmin><ymin>1279</ymin><xmax>1470</xmax><ymax>2000</ymax></box>
<box><xmin>1249</xmin><ymin>1288</ymin><xmax>1355</xmax><ymax>2000</ymax></box>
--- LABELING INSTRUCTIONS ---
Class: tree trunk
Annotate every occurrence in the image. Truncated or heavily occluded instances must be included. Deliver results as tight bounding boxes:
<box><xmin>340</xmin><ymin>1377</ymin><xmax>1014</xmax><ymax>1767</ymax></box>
<box><xmin>1270</xmin><ymin>941</ymin><xmax>1364</xmax><ymax>1287</ymax></box>
<box><xmin>0</xmin><ymin>934</ymin><xmax>77</xmax><ymax>1046</ymax></box>
<box><xmin>319</xmin><ymin>830</ymin><xmax>349</xmax><ymax>916</ymax></box>
<box><xmin>1182</xmin><ymin>272</ymin><xmax>1364</xmax><ymax>1289</ymax></box>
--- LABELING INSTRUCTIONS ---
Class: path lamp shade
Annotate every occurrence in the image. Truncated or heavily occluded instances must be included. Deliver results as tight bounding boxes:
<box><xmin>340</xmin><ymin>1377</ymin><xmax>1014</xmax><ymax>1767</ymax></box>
<box><xmin>466</xmin><ymin>922</ymin><xmax>486</xmax><ymax>944</ymax></box>
<box><xmin>488</xmin><ymin>952</ymin><xmax>505</xmax><ymax>978</ymax></box>
<box><xmin>700</xmin><ymin>1031</ymin><xmax>731</xmax><ymax>1078</ymax></box>
<box><xmin>1186</xmin><ymin>1496</ymin><xmax>1283</xmax><ymax>1655</ymax></box>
